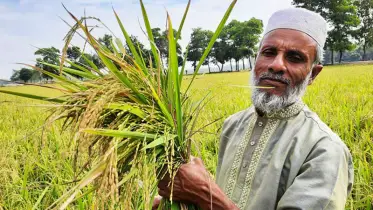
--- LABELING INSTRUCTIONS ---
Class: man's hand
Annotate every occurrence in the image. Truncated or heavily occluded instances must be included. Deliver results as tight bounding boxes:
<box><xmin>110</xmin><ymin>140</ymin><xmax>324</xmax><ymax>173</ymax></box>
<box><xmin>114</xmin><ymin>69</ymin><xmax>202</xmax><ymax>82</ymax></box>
<box><xmin>152</xmin><ymin>195</ymin><xmax>162</xmax><ymax>210</ymax></box>
<box><xmin>158</xmin><ymin>157</ymin><xmax>210</xmax><ymax>203</ymax></box>
<box><xmin>157</xmin><ymin>157</ymin><xmax>238</xmax><ymax>210</ymax></box>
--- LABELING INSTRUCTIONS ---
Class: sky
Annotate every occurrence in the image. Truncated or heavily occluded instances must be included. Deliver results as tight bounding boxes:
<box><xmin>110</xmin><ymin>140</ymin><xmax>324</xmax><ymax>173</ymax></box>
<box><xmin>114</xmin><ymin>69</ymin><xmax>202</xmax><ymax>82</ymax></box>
<box><xmin>0</xmin><ymin>0</ymin><xmax>293</xmax><ymax>79</ymax></box>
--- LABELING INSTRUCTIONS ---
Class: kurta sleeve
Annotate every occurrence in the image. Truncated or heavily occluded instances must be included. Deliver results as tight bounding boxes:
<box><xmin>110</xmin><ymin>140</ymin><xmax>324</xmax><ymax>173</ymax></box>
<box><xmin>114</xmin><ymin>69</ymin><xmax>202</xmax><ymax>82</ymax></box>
<box><xmin>277</xmin><ymin>138</ymin><xmax>354</xmax><ymax>210</ymax></box>
<box><xmin>215</xmin><ymin>118</ymin><xmax>232</xmax><ymax>181</ymax></box>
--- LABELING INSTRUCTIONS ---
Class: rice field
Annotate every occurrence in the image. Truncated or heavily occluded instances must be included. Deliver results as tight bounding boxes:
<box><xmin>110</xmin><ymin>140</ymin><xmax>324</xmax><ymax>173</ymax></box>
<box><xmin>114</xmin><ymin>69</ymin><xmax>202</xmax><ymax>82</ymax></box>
<box><xmin>0</xmin><ymin>64</ymin><xmax>372</xmax><ymax>209</ymax></box>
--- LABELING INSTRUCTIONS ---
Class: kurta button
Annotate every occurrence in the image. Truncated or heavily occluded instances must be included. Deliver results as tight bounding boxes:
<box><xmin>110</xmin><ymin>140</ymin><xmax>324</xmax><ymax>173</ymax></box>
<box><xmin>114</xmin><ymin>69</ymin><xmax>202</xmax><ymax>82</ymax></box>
<box><xmin>243</xmin><ymin>162</ymin><xmax>248</xmax><ymax>168</ymax></box>
<box><xmin>258</xmin><ymin>121</ymin><xmax>263</xmax><ymax>127</ymax></box>
<box><xmin>250</xmin><ymin>141</ymin><xmax>255</xmax><ymax>146</ymax></box>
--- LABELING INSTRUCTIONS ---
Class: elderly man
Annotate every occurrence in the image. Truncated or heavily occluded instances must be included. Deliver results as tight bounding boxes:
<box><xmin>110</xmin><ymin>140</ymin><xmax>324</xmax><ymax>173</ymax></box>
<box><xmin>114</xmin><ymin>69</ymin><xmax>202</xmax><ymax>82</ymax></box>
<box><xmin>157</xmin><ymin>8</ymin><xmax>354</xmax><ymax>210</ymax></box>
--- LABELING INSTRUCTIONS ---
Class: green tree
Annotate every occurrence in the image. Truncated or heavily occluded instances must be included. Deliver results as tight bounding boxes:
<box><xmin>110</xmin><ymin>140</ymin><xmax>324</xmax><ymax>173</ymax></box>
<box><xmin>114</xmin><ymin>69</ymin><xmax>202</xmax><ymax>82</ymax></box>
<box><xmin>329</xmin><ymin>0</ymin><xmax>360</xmax><ymax>63</ymax></box>
<box><xmin>152</xmin><ymin>28</ymin><xmax>168</xmax><ymax>59</ymax></box>
<box><xmin>66</xmin><ymin>46</ymin><xmax>104</xmax><ymax>77</ymax></box>
<box><xmin>10</xmin><ymin>70</ymin><xmax>20</xmax><ymax>81</ymax></box>
<box><xmin>187</xmin><ymin>28</ymin><xmax>213</xmax><ymax>72</ymax></box>
<box><xmin>354</xmin><ymin>0</ymin><xmax>373</xmax><ymax>60</ymax></box>
<box><xmin>201</xmin><ymin>31</ymin><xmax>214</xmax><ymax>73</ymax></box>
<box><xmin>292</xmin><ymin>0</ymin><xmax>329</xmax><ymax>17</ymax></box>
<box><xmin>241</xmin><ymin>18</ymin><xmax>263</xmax><ymax>69</ymax></box>
<box><xmin>78</xmin><ymin>53</ymin><xmax>104</xmax><ymax>70</ymax></box>
<box><xmin>152</xmin><ymin>27</ymin><xmax>183</xmax><ymax>67</ymax></box>
<box><xmin>30</xmin><ymin>70</ymin><xmax>42</xmax><ymax>82</ymax></box>
<box><xmin>224</xmin><ymin>20</ymin><xmax>242</xmax><ymax>71</ymax></box>
<box><xmin>98</xmin><ymin>34</ymin><xmax>114</xmax><ymax>52</ymax></box>
<box><xmin>34</xmin><ymin>47</ymin><xmax>60</xmax><ymax>80</ymax></box>
<box><xmin>211</xmin><ymin>34</ymin><xmax>230</xmax><ymax>72</ymax></box>
<box><xmin>222</xmin><ymin>19</ymin><xmax>263</xmax><ymax>71</ymax></box>
<box><xmin>293</xmin><ymin>0</ymin><xmax>360</xmax><ymax>64</ymax></box>
<box><xmin>67</xmin><ymin>46</ymin><xmax>81</xmax><ymax>60</ymax></box>
<box><xmin>19</xmin><ymin>68</ymin><xmax>33</xmax><ymax>83</ymax></box>
<box><xmin>124</xmin><ymin>35</ymin><xmax>155</xmax><ymax>67</ymax></box>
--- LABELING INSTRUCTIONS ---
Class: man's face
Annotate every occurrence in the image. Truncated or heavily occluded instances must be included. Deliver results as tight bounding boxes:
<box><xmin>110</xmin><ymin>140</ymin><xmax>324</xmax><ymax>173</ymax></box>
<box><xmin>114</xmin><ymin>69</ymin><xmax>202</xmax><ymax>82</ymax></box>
<box><xmin>251</xmin><ymin>29</ymin><xmax>323</xmax><ymax>112</ymax></box>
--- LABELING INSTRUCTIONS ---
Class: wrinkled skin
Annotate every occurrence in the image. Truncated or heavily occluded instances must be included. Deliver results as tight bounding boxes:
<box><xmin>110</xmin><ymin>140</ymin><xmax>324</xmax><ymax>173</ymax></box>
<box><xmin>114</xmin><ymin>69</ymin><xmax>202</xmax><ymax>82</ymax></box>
<box><xmin>156</xmin><ymin>29</ymin><xmax>323</xmax><ymax>210</ymax></box>
<box><xmin>156</xmin><ymin>157</ymin><xmax>237</xmax><ymax>210</ymax></box>
<box><xmin>255</xmin><ymin>29</ymin><xmax>323</xmax><ymax>96</ymax></box>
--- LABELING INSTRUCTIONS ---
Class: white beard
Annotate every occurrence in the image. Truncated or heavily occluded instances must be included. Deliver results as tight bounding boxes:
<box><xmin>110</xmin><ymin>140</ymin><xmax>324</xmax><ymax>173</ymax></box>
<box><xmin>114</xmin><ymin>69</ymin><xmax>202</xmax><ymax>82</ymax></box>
<box><xmin>250</xmin><ymin>69</ymin><xmax>312</xmax><ymax>113</ymax></box>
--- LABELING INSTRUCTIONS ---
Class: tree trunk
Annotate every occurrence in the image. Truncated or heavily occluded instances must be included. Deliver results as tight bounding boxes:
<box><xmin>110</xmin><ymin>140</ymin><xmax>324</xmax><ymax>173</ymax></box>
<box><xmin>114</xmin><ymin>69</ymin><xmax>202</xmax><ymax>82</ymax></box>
<box><xmin>236</xmin><ymin>60</ymin><xmax>240</xmax><ymax>71</ymax></box>
<box><xmin>242</xmin><ymin>59</ymin><xmax>245</xmax><ymax>70</ymax></box>
<box><xmin>207</xmin><ymin>62</ymin><xmax>211</xmax><ymax>73</ymax></box>
<box><xmin>230</xmin><ymin>60</ymin><xmax>233</xmax><ymax>72</ymax></box>
<box><xmin>214</xmin><ymin>63</ymin><xmax>221</xmax><ymax>72</ymax></box>
<box><xmin>249</xmin><ymin>57</ymin><xmax>252</xmax><ymax>70</ymax></box>
<box><xmin>331</xmin><ymin>50</ymin><xmax>334</xmax><ymax>65</ymax></box>
<box><xmin>221</xmin><ymin>63</ymin><xmax>224</xmax><ymax>72</ymax></box>
<box><xmin>363</xmin><ymin>43</ymin><xmax>367</xmax><ymax>61</ymax></box>
<box><xmin>339</xmin><ymin>50</ymin><xmax>343</xmax><ymax>64</ymax></box>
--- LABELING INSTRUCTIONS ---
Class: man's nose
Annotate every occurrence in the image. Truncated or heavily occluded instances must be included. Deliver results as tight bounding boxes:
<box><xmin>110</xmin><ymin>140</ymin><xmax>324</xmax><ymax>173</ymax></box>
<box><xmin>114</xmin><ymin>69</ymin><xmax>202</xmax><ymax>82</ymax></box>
<box><xmin>268</xmin><ymin>54</ymin><xmax>286</xmax><ymax>74</ymax></box>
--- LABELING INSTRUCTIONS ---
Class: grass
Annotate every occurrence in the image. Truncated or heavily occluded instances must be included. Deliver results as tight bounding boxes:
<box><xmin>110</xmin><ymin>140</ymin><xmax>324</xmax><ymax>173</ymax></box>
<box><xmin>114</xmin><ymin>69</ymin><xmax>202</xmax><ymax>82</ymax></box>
<box><xmin>0</xmin><ymin>65</ymin><xmax>372</xmax><ymax>209</ymax></box>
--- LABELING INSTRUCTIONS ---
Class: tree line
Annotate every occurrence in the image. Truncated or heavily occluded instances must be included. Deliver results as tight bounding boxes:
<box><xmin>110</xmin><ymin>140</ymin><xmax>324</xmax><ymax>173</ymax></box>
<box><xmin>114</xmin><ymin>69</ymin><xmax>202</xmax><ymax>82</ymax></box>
<box><xmin>293</xmin><ymin>0</ymin><xmax>373</xmax><ymax>64</ymax></box>
<box><xmin>10</xmin><ymin>18</ymin><xmax>263</xmax><ymax>83</ymax></box>
<box><xmin>10</xmin><ymin>1</ymin><xmax>373</xmax><ymax>82</ymax></box>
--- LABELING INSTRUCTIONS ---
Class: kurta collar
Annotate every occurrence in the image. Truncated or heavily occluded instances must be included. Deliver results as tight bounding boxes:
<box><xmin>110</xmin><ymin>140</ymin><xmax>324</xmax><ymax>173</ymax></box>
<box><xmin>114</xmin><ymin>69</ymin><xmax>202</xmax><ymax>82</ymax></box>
<box><xmin>255</xmin><ymin>100</ymin><xmax>305</xmax><ymax>119</ymax></box>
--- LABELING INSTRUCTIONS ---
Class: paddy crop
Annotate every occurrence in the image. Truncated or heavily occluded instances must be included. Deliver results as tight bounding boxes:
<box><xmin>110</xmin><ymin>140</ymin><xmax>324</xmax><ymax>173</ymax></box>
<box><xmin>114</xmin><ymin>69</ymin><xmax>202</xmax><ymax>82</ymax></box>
<box><xmin>0</xmin><ymin>64</ymin><xmax>372</xmax><ymax>209</ymax></box>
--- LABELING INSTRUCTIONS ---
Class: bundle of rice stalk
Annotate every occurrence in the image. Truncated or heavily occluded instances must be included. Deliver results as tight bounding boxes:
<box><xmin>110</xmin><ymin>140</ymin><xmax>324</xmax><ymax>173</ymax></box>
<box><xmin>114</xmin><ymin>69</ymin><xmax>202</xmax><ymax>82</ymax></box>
<box><xmin>0</xmin><ymin>0</ymin><xmax>237</xmax><ymax>209</ymax></box>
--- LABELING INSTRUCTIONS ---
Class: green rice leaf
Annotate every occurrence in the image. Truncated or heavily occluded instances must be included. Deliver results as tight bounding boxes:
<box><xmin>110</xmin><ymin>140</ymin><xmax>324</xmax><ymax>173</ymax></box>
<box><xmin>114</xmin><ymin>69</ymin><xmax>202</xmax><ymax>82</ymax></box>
<box><xmin>80</xmin><ymin>53</ymin><xmax>103</xmax><ymax>76</ymax></box>
<box><xmin>0</xmin><ymin>89</ymin><xmax>65</xmax><ymax>103</ymax></box>
<box><xmin>20</xmin><ymin>63</ymin><xmax>87</xmax><ymax>91</ymax></box>
<box><xmin>179</xmin><ymin>44</ymin><xmax>189</xmax><ymax>85</ymax></box>
<box><xmin>148</xmin><ymin>85</ymin><xmax>174</xmax><ymax>126</ymax></box>
<box><xmin>55</xmin><ymin>160</ymin><xmax>107</xmax><ymax>210</ymax></box>
<box><xmin>175</xmin><ymin>0</ymin><xmax>191</xmax><ymax>41</ymax></box>
<box><xmin>105</xmin><ymin>103</ymin><xmax>146</xmax><ymax>119</ymax></box>
<box><xmin>83</xmin><ymin>128</ymin><xmax>157</xmax><ymax>139</ymax></box>
<box><xmin>96</xmin><ymin>51</ymin><xmax>147</xmax><ymax>103</ymax></box>
<box><xmin>40</xmin><ymin>62</ymin><xmax>99</xmax><ymax>80</ymax></box>
<box><xmin>0</xmin><ymin>79</ymin><xmax>70</xmax><ymax>93</ymax></box>
<box><xmin>139</xmin><ymin>0</ymin><xmax>161</xmax><ymax>69</ymax></box>
<box><xmin>32</xmin><ymin>186</ymin><xmax>50</xmax><ymax>210</ymax></box>
<box><xmin>143</xmin><ymin>135</ymin><xmax>176</xmax><ymax>150</ymax></box>
<box><xmin>110</xmin><ymin>38</ymin><xmax>120</xmax><ymax>57</ymax></box>
<box><xmin>115</xmin><ymin>38</ymin><xmax>127</xmax><ymax>57</ymax></box>
<box><xmin>65</xmin><ymin>59</ymin><xmax>95</xmax><ymax>75</ymax></box>
<box><xmin>113</xmin><ymin>9</ymin><xmax>148</xmax><ymax>75</ymax></box>
<box><xmin>185</xmin><ymin>0</ymin><xmax>237</xmax><ymax>94</ymax></box>
<box><xmin>117</xmin><ymin>169</ymin><xmax>137</xmax><ymax>187</ymax></box>
<box><xmin>167</xmin><ymin>13</ymin><xmax>184</xmax><ymax>143</ymax></box>
<box><xmin>171</xmin><ymin>203</ymin><xmax>181</xmax><ymax>210</ymax></box>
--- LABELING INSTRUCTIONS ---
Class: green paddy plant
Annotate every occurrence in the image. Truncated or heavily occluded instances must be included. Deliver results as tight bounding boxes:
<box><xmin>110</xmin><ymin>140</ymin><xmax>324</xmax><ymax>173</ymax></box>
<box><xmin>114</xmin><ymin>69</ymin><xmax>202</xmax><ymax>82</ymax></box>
<box><xmin>0</xmin><ymin>0</ymin><xmax>237</xmax><ymax>209</ymax></box>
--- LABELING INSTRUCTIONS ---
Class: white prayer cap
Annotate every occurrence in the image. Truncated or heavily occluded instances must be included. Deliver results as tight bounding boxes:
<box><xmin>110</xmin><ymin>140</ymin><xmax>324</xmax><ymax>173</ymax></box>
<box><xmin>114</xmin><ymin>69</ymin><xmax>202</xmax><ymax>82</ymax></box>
<box><xmin>264</xmin><ymin>8</ymin><xmax>327</xmax><ymax>48</ymax></box>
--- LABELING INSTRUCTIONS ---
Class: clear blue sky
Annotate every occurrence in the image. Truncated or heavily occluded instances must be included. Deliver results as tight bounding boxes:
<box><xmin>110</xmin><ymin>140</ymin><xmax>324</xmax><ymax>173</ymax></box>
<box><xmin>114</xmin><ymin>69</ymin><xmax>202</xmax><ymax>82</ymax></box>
<box><xmin>0</xmin><ymin>0</ymin><xmax>293</xmax><ymax>79</ymax></box>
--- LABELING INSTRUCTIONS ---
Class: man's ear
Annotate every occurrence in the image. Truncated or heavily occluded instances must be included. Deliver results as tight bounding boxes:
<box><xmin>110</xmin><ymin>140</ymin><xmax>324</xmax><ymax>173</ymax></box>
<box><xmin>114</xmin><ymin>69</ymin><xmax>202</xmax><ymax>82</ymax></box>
<box><xmin>308</xmin><ymin>64</ymin><xmax>323</xmax><ymax>85</ymax></box>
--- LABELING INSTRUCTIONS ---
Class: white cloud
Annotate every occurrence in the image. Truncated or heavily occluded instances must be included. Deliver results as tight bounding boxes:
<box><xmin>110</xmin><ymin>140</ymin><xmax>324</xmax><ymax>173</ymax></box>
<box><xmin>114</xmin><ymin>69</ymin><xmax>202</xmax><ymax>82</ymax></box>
<box><xmin>0</xmin><ymin>0</ymin><xmax>293</xmax><ymax>79</ymax></box>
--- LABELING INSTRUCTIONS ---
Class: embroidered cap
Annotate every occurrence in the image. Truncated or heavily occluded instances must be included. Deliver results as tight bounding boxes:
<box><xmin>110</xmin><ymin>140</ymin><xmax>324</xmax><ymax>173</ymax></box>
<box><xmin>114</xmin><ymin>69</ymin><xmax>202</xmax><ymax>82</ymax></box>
<box><xmin>264</xmin><ymin>8</ymin><xmax>327</xmax><ymax>48</ymax></box>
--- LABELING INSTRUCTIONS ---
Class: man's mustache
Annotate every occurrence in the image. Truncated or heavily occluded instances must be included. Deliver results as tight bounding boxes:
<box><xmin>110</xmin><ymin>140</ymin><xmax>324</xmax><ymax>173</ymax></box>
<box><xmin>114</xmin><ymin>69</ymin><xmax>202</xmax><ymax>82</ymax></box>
<box><xmin>258</xmin><ymin>72</ymin><xmax>291</xmax><ymax>85</ymax></box>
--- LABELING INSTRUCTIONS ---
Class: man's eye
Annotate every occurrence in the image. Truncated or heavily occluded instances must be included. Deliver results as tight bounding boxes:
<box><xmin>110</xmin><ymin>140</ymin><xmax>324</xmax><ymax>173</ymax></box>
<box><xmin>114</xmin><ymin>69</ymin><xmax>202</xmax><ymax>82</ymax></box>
<box><xmin>262</xmin><ymin>50</ymin><xmax>276</xmax><ymax>56</ymax></box>
<box><xmin>287</xmin><ymin>55</ymin><xmax>304</xmax><ymax>63</ymax></box>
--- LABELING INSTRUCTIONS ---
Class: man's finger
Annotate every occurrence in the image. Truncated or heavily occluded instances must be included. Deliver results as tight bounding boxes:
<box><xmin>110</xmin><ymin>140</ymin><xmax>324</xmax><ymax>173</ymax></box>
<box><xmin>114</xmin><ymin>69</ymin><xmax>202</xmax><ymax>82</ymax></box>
<box><xmin>191</xmin><ymin>156</ymin><xmax>204</xmax><ymax>166</ymax></box>
<box><xmin>152</xmin><ymin>196</ymin><xmax>162</xmax><ymax>210</ymax></box>
<box><xmin>158</xmin><ymin>188</ymin><xmax>171</xmax><ymax>198</ymax></box>
<box><xmin>158</xmin><ymin>177</ymin><xmax>171</xmax><ymax>189</ymax></box>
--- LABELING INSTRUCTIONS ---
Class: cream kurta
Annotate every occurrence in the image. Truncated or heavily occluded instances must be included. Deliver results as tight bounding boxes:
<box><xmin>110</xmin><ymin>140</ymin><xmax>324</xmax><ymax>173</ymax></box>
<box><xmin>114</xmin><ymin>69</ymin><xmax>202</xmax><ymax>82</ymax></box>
<box><xmin>216</xmin><ymin>101</ymin><xmax>353</xmax><ymax>210</ymax></box>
